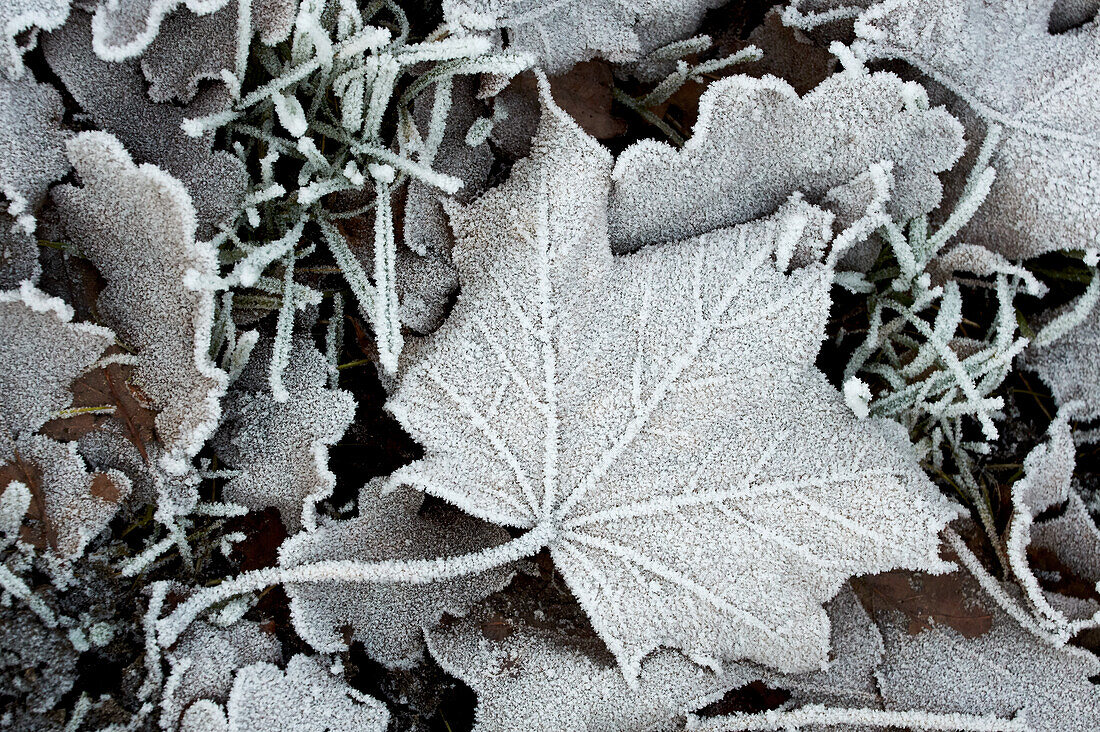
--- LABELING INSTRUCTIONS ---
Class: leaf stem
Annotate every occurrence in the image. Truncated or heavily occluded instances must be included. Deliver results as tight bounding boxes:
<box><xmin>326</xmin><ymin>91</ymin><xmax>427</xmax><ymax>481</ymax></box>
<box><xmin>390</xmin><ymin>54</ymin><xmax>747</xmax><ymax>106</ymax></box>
<box><xmin>156</xmin><ymin>522</ymin><xmax>554</xmax><ymax>647</ymax></box>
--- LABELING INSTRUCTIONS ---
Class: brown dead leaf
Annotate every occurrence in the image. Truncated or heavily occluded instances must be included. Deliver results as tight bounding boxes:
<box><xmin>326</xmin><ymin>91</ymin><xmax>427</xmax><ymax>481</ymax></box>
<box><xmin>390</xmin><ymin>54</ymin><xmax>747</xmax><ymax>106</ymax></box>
<box><xmin>549</xmin><ymin>62</ymin><xmax>628</xmax><ymax>140</ymax></box>
<box><xmin>227</xmin><ymin>508</ymin><xmax>288</xmax><ymax>571</ymax></box>
<box><xmin>1028</xmin><ymin>545</ymin><xmax>1100</xmax><ymax>603</ymax></box>
<box><xmin>0</xmin><ymin>452</ymin><xmax>52</xmax><ymax>549</ymax></box>
<box><xmin>89</xmin><ymin>473</ymin><xmax>122</xmax><ymax>503</ymax></box>
<box><xmin>718</xmin><ymin>9</ymin><xmax>837</xmax><ymax>95</ymax></box>
<box><xmin>852</xmin><ymin>568</ymin><xmax>993</xmax><ymax>638</ymax></box>
<box><xmin>345</xmin><ymin>315</ymin><xmax>379</xmax><ymax>362</ymax></box>
<box><xmin>40</xmin><ymin>350</ymin><xmax>157</xmax><ymax>463</ymax></box>
<box><xmin>480</xmin><ymin>613</ymin><xmax>514</xmax><ymax>642</ymax></box>
<box><xmin>508</xmin><ymin>63</ymin><xmax>628</xmax><ymax>141</ymax></box>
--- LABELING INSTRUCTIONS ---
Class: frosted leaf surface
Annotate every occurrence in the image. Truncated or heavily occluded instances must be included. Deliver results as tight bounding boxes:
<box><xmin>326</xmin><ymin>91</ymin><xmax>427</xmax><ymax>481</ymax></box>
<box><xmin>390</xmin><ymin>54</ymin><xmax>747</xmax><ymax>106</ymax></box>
<box><xmin>787</xmin><ymin>0</ymin><xmax>1095</xmax><ymax>32</ymax></box>
<box><xmin>141</xmin><ymin>0</ymin><xmax>296</xmax><ymax>103</ymax></box>
<box><xmin>1007</xmin><ymin>418</ymin><xmax>1100</xmax><ymax>634</ymax></box>
<box><xmin>3</xmin><ymin>434</ymin><xmax>132</xmax><ymax>558</ymax></box>
<box><xmin>443</xmin><ymin>0</ymin><xmax>723</xmax><ymax>74</ymax></box>
<box><xmin>0</xmin><ymin>0</ymin><xmax>71</xmax><ymax>74</ymax></box>
<box><xmin>1022</xmin><ymin>306</ymin><xmax>1100</xmax><ymax>422</ymax></box>
<box><xmin>43</xmin><ymin>11</ymin><xmax>247</xmax><ymax>235</ymax></box>
<box><xmin>220</xmin><ymin>654</ymin><xmax>389</xmax><ymax>732</ymax></box>
<box><xmin>164</xmin><ymin>619</ymin><xmax>282</xmax><ymax>728</ymax></box>
<box><xmin>79</xmin><ymin>423</ymin><xmax>202</xmax><ymax>515</ymax></box>
<box><xmin>426</xmin><ymin>602</ymin><xmax>761</xmax><ymax>732</ymax></box>
<box><xmin>609</xmin><ymin>68</ymin><xmax>964</xmax><ymax>252</ymax></box>
<box><xmin>403</xmin><ymin>77</ymin><xmax>494</xmax><ymax>258</ymax></box>
<box><xmin>387</xmin><ymin>84</ymin><xmax>960</xmax><ymax>678</ymax></box>
<box><xmin>0</xmin><ymin>606</ymin><xmax>77</xmax><ymax>714</ymax></box>
<box><xmin>0</xmin><ymin>217</ymin><xmax>39</xmax><ymax>288</ymax></box>
<box><xmin>281</xmin><ymin>481</ymin><xmax>516</xmax><ymax>667</ymax></box>
<box><xmin>875</xmin><ymin>580</ymin><xmax>1100</xmax><ymax>732</ymax></box>
<box><xmin>0</xmin><ymin>282</ymin><xmax>114</xmax><ymax>460</ymax></box>
<box><xmin>89</xmin><ymin>0</ymin><xmax>235</xmax><ymax>61</ymax></box>
<box><xmin>396</xmin><ymin>248</ymin><xmax>461</xmax><ymax>334</ymax></box>
<box><xmin>852</xmin><ymin>0</ymin><xmax>1100</xmax><ymax>259</ymax></box>
<box><xmin>53</xmin><ymin>131</ymin><xmax>228</xmax><ymax>474</ymax></box>
<box><xmin>774</xmin><ymin>586</ymin><xmax>885</xmax><ymax>710</ymax></box>
<box><xmin>1032</xmin><ymin>492</ymin><xmax>1100</xmax><ymax>614</ymax></box>
<box><xmin>216</xmin><ymin>338</ymin><xmax>355</xmax><ymax>531</ymax></box>
<box><xmin>0</xmin><ymin>73</ymin><xmax>70</xmax><ymax>238</ymax></box>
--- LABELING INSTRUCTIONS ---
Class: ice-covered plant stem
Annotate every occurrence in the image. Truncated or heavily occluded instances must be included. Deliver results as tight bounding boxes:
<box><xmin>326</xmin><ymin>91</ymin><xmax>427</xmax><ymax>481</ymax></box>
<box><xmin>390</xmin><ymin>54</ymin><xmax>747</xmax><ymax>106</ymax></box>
<box><xmin>157</xmin><ymin>520</ymin><xmax>556</xmax><ymax>647</ymax></box>
<box><xmin>839</xmin><ymin>127</ymin><xmax>1040</xmax><ymax>561</ymax></box>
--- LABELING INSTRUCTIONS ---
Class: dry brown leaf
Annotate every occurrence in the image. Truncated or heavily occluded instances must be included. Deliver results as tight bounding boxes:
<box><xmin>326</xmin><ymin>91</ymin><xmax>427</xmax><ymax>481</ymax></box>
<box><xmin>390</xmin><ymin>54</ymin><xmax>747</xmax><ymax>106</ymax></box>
<box><xmin>40</xmin><ymin>353</ymin><xmax>157</xmax><ymax>463</ymax></box>
<box><xmin>721</xmin><ymin>10</ymin><xmax>837</xmax><ymax>95</ymax></box>
<box><xmin>852</xmin><ymin>568</ymin><xmax>993</xmax><ymax>639</ymax></box>
<box><xmin>0</xmin><ymin>451</ymin><xmax>53</xmax><ymax>550</ymax></box>
<box><xmin>507</xmin><ymin>64</ymin><xmax>628</xmax><ymax>141</ymax></box>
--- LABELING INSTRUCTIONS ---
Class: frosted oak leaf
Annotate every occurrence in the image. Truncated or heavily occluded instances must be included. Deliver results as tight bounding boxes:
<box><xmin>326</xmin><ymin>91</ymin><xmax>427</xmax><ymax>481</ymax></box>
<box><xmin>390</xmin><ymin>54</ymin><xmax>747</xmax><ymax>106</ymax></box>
<box><xmin>179</xmin><ymin>654</ymin><xmax>389</xmax><ymax>732</ymax></box>
<box><xmin>216</xmin><ymin>338</ymin><xmax>355</xmax><ymax>532</ymax></box>
<box><xmin>426</xmin><ymin>599</ymin><xmax>761</xmax><ymax>732</ymax></box>
<box><xmin>608</xmin><ymin>63</ymin><xmax>964</xmax><ymax>252</ymax></box>
<box><xmin>386</xmin><ymin>81</ymin><xmax>960</xmax><ymax>679</ymax></box>
<box><xmin>43</xmin><ymin>12</ymin><xmax>247</xmax><ymax>236</ymax></box>
<box><xmin>281</xmin><ymin>480</ymin><xmax>517</xmax><ymax>667</ymax></box>
<box><xmin>53</xmin><ymin>131</ymin><xmax>228</xmax><ymax>475</ymax></box>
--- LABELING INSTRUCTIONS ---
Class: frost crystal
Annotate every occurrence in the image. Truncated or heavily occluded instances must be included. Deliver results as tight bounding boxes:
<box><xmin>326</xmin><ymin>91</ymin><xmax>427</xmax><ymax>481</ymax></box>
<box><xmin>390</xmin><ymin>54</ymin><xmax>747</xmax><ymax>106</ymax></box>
<box><xmin>187</xmin><ymin>654</ymin><xmax>390</xmax><ymax>732</ymax></box>
<box><xmin>281</xmin><ymin>481</ymin><xmax>516</xmax><ymax>666</ymax></box>
<box><xmin>443</xmin><ymin>0</ymin><xmax>723</xmax><ymax>74</ymax></box>
<box><xmin>0</xmin><ymin>283</ymin><xmax>113</xmax><ymax>459</ymax></box>
<box><xmin>216</xmin><ymin>338</ymin><xmax>355</xmax><ymax>531</ymax></box>
<box><xmin>609</xmin><ymin>63</ymin><xmax>963</xmax><ymax>252</ymax></box>
<box><xmin>43</xmin><ymin>11</ymin><xmax>248</xmax><ymax>235</ymax></box>
<box><xmin>851</xmin><ymin>0</ymin><xmax>1100</xmax><ymax>259</ymax></box>
<box><xmin>426</xmin><ymin>601</ymin><xmax>762</xmax><ymax>731</ymax></box>
<box><xmin>53</xmin><ymin>131</ymin><xmax>228</xmax><ymax>474</ymax></box>
<box><xmin>387</xmin><ymin>81</ymin><xmax>959</xmax><ymax>678</ymax></box>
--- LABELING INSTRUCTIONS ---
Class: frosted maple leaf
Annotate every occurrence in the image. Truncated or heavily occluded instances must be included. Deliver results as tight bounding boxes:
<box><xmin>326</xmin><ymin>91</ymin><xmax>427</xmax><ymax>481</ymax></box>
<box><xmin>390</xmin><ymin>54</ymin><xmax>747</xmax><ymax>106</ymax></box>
<box><xmin>155</xmin><ymin>76</ymin><xmax>957</xmax><ymax>681</ymax></box>
<box><xmin>383</xmin><ymin>81</ymin><xmax>960</xmax><ymax>678</ymax></box>
<box><xmin>443</xmin><ymin>0</ymin><xmax>724</xmax><ymax>74</ymax></box>
<box><xmin>849</xmin><ymin>0</ymin><xmax>1100</xmax><ymax>259</ymax></box>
